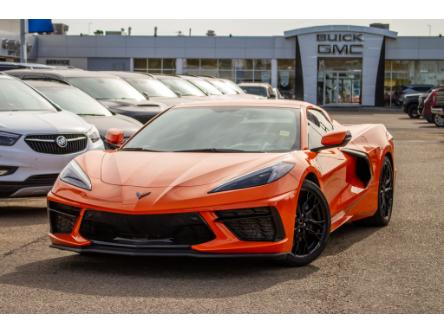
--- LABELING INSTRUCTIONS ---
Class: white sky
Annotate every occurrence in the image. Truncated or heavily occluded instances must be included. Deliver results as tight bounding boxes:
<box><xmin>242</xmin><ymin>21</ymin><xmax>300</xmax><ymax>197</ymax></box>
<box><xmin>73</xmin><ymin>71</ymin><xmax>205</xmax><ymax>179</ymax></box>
<box><xmin>58</xmin><ymin>19</ymin><xmax>444</xmax><ymax>37</ymax></box>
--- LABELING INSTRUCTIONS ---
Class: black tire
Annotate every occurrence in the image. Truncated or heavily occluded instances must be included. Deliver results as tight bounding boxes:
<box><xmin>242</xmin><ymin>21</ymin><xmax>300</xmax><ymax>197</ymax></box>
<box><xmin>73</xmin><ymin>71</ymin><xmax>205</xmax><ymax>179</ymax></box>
<box><xmin>425</xmin><ymin>114</ymin><xmax>435</xmax><ymax>123</ymax></box>
<box><xmin>407</xmin><ymin>104</ymin><xmax>420</xmax><ymax>119</ymax></box>
<box><xmin>365</xmin><ymin>156</ymin><xmax>394</xmax><ymax>227</ymax></box>
<box><xmin>281</xmin><ymin>180</ymin><xmax>331</xmax><ymax>266</ymax></box>
<box><xmin>434</xmin><ymin>115</ymin><xmax>444</xmax><ymax>128</ymax></box>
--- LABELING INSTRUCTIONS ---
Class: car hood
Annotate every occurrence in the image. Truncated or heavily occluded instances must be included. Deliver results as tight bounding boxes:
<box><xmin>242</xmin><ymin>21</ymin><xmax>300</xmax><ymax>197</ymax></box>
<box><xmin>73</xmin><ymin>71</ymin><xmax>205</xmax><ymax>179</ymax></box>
<box><xmin>0</xmin><ymin>110</ymin><xmax>92</xmax><ymax>135</ymax></box>
<box><xmin>79</xmin><ymin>114</ymin><xmax>142</xmax><ymax>138</ymax></box>
<box><xmin>97</xmin><ymin>151</ymin><xmax>289</xmax><ymax>188</ymax></box>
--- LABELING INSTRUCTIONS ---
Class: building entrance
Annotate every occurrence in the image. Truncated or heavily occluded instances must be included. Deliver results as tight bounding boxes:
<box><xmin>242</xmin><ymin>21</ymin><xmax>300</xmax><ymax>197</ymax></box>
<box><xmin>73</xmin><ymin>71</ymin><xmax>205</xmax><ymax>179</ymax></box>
<box><xmin>317</xmin><ymin>58</ymin><xmax>362</xmax><ymax>105</ymax></box>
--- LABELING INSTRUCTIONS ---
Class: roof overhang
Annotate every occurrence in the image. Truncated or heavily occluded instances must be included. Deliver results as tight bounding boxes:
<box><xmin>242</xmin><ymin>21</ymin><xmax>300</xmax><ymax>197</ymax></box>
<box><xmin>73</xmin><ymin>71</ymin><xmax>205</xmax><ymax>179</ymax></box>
<box><xmin>284</xmin><ymin>25</ymin><xmax>398</xmax><ymax>39</ymax></box>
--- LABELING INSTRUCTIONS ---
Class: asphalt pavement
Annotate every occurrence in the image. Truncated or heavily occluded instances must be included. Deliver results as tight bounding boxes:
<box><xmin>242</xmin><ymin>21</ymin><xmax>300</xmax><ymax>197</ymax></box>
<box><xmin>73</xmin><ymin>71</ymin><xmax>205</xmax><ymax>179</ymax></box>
<box><xmin>0</xmin><ymin>109</ymin><xmax>443</xmax><ymax>313</ymax></box>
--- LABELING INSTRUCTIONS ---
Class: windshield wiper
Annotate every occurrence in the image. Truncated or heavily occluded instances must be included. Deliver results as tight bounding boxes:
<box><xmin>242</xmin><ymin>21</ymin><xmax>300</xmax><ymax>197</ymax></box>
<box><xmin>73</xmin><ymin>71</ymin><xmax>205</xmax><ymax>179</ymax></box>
<box><xmin>172</xmin><ymin>148</ymin><xmax>248</xmax><ymax>153</ymax></box>
<box><xmin>121</xmin><ymin>147</ymin><xmax>166</xmax><ymax>152</ymax></box>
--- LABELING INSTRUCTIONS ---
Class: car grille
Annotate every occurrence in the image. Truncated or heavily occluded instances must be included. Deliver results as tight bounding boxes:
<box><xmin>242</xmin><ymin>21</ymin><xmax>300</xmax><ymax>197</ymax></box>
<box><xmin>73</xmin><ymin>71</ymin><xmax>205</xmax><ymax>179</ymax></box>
<box><xmin>25</xmin><ymin>134</ymin><xmax>87</xmax><ymax>154</ymax></box>
<box><xmin>48</xmin><ymin>201</ymin><xmax>81</xmax><ymax>234</ymax></box>
<box><xmin>79</xmin><ymin>211</ymin><xmax>215</xmax><ymax>246</ymax></box>
<box><xmin>215</xmin><ymin>207</ymin><xmax>285</xmax><ymax>242</ymax></box>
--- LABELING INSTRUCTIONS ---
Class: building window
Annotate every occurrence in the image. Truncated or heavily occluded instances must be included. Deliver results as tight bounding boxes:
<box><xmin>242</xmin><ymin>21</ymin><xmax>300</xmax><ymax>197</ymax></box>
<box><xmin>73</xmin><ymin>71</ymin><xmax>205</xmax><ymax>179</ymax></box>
<box><xmin>183</xmin><ymin>58</ymin><xmax>272</xmax><ymax>84</ymax></box>
<box><xmin>134</xmin><ymin>58</ymin><xmax>176</xmax><ymax>74</ymax></box>
<box><xmin>384</xmin><ymin>60</ymin><xmax>444</xmax><ymax>105</ymax></box>
<box><xmin>278</xmin><ymin>59</ymin><xmax>296</xmax><ymax>99</ymax></box>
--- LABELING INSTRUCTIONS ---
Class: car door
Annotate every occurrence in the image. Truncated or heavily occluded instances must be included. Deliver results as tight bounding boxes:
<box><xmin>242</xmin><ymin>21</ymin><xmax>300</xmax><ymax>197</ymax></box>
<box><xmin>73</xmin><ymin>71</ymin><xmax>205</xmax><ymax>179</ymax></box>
<box><xmin>307</xmin><ymin>108</ymin><xmax>348</xmax><ymax>217</ymax></box>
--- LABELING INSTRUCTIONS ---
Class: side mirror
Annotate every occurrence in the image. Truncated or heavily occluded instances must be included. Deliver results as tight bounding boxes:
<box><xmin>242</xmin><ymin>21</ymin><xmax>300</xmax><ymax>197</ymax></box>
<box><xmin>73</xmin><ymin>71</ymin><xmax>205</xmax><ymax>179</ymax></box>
<box><xmin>105</xmin><ymin>128</ymin><xmax>125</xmax><ymax>149</ymax></box>
<box><xmin>313</xmin><ymin>130</ymin><xmax>352</xmax><ymax>152</ymax></box>
<box><xmin>142</xmin><ymin>92</ymin><xmax>150</xmax><ymax>100</ymax></box>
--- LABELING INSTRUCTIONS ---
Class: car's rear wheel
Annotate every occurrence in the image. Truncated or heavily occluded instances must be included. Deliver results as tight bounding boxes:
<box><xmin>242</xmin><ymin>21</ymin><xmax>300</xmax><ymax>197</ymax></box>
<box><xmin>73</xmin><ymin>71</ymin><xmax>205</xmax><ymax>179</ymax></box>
<box><xmin>434</xmin><ymin>115</ymin><xmax>444</xmax><ymax>127</ymax></box>
<box><xmin>365</xmin><ymin>156</ymin><xmax>394</xmax><ymax>226</ymax></box>
<box><xmin>282</xmin><ymin>180</ymin><xmax>330</xmax><ymax>266</ymax></box>
<box><xmin>407</xmin><ymin>104</ymin><xmax>420</xmax><ymax>118</ymax></box>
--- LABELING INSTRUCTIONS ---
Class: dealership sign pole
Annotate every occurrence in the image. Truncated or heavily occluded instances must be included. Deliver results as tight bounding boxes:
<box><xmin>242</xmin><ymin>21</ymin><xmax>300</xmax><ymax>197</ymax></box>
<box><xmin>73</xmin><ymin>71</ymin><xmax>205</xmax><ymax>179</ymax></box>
<box><xmin>19</xmin><ymin>19</ymin><xmax>27</xmax><ymax>63</ymax></box>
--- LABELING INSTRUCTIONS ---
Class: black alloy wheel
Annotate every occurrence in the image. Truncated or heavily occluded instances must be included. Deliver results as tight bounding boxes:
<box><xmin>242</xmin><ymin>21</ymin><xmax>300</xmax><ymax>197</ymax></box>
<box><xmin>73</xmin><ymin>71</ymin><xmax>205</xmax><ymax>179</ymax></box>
<box><xmin>283</xmin><ymin>180</ymin><xmax>330</xmax><ymax>266</ymax></box>
<box><xmin>364</xmin><ymin>156</ymin><xmax>394</xmax><ymax>227</ymax></box>
<box><xmin>407</xmin><ymin>104</ymin><xmax>420</xmax><ymax>119</ymax></box>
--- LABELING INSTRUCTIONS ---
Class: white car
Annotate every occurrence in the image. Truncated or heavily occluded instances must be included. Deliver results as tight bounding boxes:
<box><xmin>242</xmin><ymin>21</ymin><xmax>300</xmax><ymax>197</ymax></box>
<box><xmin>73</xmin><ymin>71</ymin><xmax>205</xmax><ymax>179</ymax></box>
<box><xmin>0</xmin><ymin>74</ymin><xmax>104</xmax><ymax>198</ymax></box>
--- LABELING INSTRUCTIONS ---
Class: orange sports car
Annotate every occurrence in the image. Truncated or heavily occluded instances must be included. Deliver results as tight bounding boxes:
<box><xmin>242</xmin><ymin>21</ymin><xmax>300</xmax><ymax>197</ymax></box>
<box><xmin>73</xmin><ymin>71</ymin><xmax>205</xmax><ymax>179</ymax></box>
<box><xmin>47</xmin><ymin>100</ymin><xmax>395</xmax><ymax>266</ymax></box>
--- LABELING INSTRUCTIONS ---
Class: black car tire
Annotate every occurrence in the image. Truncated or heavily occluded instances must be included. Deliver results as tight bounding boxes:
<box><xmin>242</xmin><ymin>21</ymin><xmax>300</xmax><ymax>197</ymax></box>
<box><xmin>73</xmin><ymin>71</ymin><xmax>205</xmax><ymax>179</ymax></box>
<box><xmin>434</xmin><ymin>115</ymin><xmax>444</xmax><ymax>128</ymax></box>
<box><xmin>407</xmin><ymin>104</ymin><xmax>420</xmax><ymax>118</ymax></box>
<box><xmin>281</xmin><ymin>180</ymin><xmax>331</xmax><ymax>267</ymax></box>
<box><xmin>425</xmin><ymin>114</ymin><xmax>435</xmax><ymax>123</ymax></box>
<box><xmin>363</xmin><ymin>156</ymin><xmax>394</xmax><ymax>227</ymax></box>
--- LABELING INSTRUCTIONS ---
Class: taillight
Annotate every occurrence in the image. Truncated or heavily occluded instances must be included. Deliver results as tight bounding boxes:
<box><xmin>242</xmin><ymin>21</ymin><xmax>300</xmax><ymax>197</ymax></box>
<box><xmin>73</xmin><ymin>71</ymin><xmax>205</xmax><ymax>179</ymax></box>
<box><xmin>431</xmin><ymin>90</ymin><xmax>438</xmax><ymax>107</ymax></box>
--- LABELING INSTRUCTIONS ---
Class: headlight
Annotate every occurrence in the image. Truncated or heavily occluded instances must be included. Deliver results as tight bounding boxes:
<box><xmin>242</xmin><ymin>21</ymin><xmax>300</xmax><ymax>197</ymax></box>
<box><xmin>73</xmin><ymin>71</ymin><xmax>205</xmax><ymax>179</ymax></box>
<box><xmin>209</xmin><ymin>161</ymin><xmax>294</xmax><ymax>193</ymax></box>
<box><xmin>87</xmin><ymin>126</ymin><xmax>100</xmax><ymax>143</ymax></box>
<box><xmin>59</xmin><ymin>160</ymin><xmax>92</xmax><ymax>191</ymax></box>
<box><xmin>0</xmin><ymin>131</ymin><xmax>21</xmax><ymax>146</ymax></box>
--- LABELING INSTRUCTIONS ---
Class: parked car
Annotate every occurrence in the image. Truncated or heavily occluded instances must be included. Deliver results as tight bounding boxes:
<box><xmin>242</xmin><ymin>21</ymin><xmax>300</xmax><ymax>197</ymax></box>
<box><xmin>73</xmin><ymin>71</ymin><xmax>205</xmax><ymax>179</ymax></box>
<box><xmin>403</xmin><ymin>91</ymin><xmax>430</xmax><ymax>118</ymax></box>
<box><xmin>397</xmin><ymin>84</ymin><xmax>434</xmax><ymax>106</ymax></box>
<box><xmin>0</xmin><ymin>61</ymin><xmax>55</xmax><ymax>71</ymax></box>
<box><xmin>24</xmin><ymin>80</ymin><xmax>143</xmax><ymax>147</ymax></box>
<box><xmin>101</xmin><ymin>71</ymin><xmax>193</xmax><ymax>106</ymax></box>
<box><xmin>153</xmin><ymin>74</ymin><xmax>207</xmax><ymax>98</ymax></box>
<box><xmin>420</xmin><ymin>90</ymin><xmax>436</xmax><ymax>123</ymax></box>
<box><xmin>178</xmin><ymin>75</ymin><xmax>224</xmax><ymax>97</ymax></box>
<box><xmin>7</xmin><ymin>69</ymin><xmax>166</xmax><ymax>123</ymax></box>
<box><xmin>239</xmin><ymin>82</ymin><xmax>279</xmax><ymax>99</ymax></box>
<box><xmin>47</xmin><ymin>100</ymin><xmax>394</xmax><ymax>267</ymax></box>
<box><xmin>201</xmin><ymin>77</ymin><xmax>264</xmax><ymax>99</ymax></box>
<box><xmin>0</xmin><ymin>74</ymin><xmax>103</xmax><ymax>198</ymax></box>
<box><xmin>431</xmin><ymin>85</ymin><xmax>444</xmax><ymax>127</ymax></box>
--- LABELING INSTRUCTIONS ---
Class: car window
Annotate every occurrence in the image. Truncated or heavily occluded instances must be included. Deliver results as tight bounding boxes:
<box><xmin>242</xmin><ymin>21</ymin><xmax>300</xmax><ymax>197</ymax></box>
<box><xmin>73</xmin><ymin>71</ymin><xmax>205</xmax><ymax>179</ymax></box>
<box><xmin>125</xmin><ymin>78</ymin><xmax>178</xmax><ymax>98</ymax></box>
<box><xmin>158</xmin><ymin>77</ymin><xmax>206</xmax><ymax>97</ymax></box>
<box><xmin>186</xmin><ymin>77</ymin><xmax>223</xmax><ymax>95</ymax></box>
<box><xmin>241</xmin><ymin>86</ymin><xmax>268</xmax><ymax>97</ymax></box>
<box><xmin>0</xmin><ymin>78</ymin><xmax>57</xmax><ymax>112</ymax></box>
<box><xmin>31</xmin><ymin>85</ymin><xmax>112</xmax><ymax>116</ymax></box>
<box><xmin>124</xmin><ymin>106</ymin><xmax>301</xmax><ymax>152</ymax></box>
<box><xmin>67</xmin><ymin>77</ymin><xmax>146</xmax><ymax>100</ymax></box>
<box><xmin>307</xmin><ymin>109</ymin><xmax>334</xmax><ymax>149</ymax></box>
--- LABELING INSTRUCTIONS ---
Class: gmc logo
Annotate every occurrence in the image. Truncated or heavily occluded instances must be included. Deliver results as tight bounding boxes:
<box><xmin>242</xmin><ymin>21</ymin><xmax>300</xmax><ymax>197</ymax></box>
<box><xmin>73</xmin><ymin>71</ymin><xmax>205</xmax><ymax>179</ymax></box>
<box><xmin>317</xmin><ymin>33</ymin><xmax>364</xmax><ymax>55</ymax></box>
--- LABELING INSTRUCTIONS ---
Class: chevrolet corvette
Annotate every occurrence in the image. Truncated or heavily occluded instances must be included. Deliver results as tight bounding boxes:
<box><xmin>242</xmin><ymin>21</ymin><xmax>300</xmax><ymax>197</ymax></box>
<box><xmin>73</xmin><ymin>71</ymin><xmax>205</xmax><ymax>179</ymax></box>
<box><xmin>47</xmin><ymin>100</ymin><xmax>395</xmax><ymax>266</ymax></box>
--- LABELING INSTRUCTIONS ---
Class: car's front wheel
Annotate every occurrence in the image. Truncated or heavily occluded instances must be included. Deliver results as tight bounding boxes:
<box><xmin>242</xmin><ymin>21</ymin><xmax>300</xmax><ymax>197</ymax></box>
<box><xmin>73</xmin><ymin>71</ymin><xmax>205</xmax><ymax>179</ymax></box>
<box><xmin>407</xmin><ymin>104</ymin><xmax>420</xmax><ymax>118</ymax></box>
<box><xmin>282</xmin><ymin>180</ymin><xmax>331</xmax><ymax>266</ymax></box>
<box><xmin>434</xmin><ymin>114</ymin><xmax>444</xmax><ymax>128</ymax></box>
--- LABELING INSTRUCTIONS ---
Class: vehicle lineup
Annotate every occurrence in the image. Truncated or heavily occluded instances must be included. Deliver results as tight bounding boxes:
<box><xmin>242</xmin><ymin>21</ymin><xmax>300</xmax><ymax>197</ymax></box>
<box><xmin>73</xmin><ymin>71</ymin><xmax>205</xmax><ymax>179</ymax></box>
<box><xmin>46</xmin><ymin>100</ymin><xmax>395</xmax><ymax>266</ymax></box>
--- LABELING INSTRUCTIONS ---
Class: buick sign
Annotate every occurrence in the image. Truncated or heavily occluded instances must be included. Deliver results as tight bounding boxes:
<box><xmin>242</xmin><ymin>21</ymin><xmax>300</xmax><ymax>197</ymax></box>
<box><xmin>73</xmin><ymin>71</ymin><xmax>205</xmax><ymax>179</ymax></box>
<box><xmin>55</xmin><ymin>136</ymin><xmax>68</xmax><ymax>148</ymax></box>
<box><xmin>317</xmin><ymin>33</ymin><xmax>364</xmax><ymax>55</ymax></box>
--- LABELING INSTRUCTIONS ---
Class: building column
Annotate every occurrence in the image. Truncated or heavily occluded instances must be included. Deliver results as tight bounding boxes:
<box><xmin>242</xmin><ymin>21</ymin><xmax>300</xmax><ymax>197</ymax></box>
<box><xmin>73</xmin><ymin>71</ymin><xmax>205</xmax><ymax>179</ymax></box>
<box><xmin>129</xmin><ymin>58</ymin><xmax>134</xmax><ymax>72</ymax></box>
<box><xmin>271</xmin><ymin>59</ymin><xmax>278</xmax><ymax>88</ymax></box>
<box><xmin>176</xmin><ymin>58</ymin><xmax>184</xmax><ymax>74</ymax></box>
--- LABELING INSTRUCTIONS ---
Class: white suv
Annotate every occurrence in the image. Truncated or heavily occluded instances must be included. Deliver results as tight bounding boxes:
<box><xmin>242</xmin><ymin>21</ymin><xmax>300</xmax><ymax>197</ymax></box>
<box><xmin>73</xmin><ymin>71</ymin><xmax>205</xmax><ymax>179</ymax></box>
<box><xmin>0</xmin><ymin>74</ymin><xmax>103</xmax><ymax>198</ymax></box>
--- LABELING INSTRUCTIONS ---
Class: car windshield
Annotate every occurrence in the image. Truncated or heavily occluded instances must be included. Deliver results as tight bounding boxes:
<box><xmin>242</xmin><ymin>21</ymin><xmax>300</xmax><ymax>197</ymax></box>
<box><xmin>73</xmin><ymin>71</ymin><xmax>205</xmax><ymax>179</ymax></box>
<box><xmin>241</xmin><ymin>86</ymin><xmax>268</xmax><ymax>97</ymax></box>
<box><xmin>186</xmin><ymin>77</ymin><xmax>223</xmax><ymax>95</ymax></box>
<box><xmin>31</xmin><ymin>84</ymin><xmax>112</xmax><ymax>116</ymax></box>
<box><xmin>158</xmin><ymin>77</ymin><xmax>206</xmax><ymax>97</ymax></box>
<box><xmin>124</xmin><ymin>106</ymin><xmax>300</xmax><ymax>152</ymax></box>
<box><xmin>67</xmin><ymin>77</ymin><xmax>146</xmax><ymax>100</ymax></box>
<box><xmin>0</xmin><ymin>78</ymin><xmax>57</xmax><ymax>112</ymax></box>
<box><xmin>126</xmin><ymin>78</ymin><xmax>178</xmax><ymax>98</ymax></box>
<box><xmin>224</xmin><ymin>80</ymin><xmax>245</xmax><ymax>94</ymax></box>
<box><xmin>207</xmin><ymin>79</ymin><xmax>238</xmax><ymax>95</ymax></box>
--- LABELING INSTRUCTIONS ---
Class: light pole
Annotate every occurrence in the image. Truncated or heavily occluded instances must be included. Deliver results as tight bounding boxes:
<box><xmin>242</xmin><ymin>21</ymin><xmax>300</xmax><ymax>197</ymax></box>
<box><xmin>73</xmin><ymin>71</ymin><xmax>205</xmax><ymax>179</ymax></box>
<box><xmin>19</xmin><ymin>19</ymin><xmax>27</xmax><ymax>63</ymax></box>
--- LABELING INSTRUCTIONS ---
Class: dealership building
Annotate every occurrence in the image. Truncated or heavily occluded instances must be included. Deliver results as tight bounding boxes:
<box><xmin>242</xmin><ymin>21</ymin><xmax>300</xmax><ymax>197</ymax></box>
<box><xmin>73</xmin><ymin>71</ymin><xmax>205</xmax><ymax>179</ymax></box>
<box><xmin>21</xmin><ymin>24</ymin><xmax>444</xmax><ymax>106</ymax></box>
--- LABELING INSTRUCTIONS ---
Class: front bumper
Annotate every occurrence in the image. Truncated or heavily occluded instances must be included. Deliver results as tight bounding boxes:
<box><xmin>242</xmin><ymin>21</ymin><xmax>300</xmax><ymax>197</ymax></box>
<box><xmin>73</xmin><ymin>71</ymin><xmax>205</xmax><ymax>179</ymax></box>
<box><xmin>0</xmin><ymin>136</ymin><xmax>103</xmax><ymax>198</ymax></box>
<box><xmin>47</xmin><ymin>189</ymin><xmax>297</xmax><ymax>256</ymax></box>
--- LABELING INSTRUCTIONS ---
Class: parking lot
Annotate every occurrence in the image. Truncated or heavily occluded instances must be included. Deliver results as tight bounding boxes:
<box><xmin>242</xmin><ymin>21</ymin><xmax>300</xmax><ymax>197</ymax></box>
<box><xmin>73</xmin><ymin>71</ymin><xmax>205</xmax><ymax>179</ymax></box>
<box><xmin>0</xmin><ymin>109</ymin><xmax>443</xmax><ymax>313</ymax></box>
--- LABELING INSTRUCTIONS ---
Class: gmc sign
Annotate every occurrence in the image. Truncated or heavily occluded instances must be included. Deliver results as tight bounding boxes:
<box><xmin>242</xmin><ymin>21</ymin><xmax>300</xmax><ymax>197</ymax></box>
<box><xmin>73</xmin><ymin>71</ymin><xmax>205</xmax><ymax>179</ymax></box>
<box><xmin>317</xmin><ymin>33</ymin><xmax>364</xmax><ymax>55</ymax></box>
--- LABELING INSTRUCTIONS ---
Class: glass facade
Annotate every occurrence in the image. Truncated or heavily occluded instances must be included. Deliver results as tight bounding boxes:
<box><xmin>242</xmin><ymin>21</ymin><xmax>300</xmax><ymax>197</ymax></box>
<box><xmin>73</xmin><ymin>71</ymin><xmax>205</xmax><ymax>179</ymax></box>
<box><xmin>183</xmin><ymin>58</ymin><xmax>272</xmax><ymax>83</ymax></box>
<box><xmin>277</xmin><ymin>59</ymin><xmax>296</xmax><ymax>99</ymax></box>
<box><xmin>134</xmin><ymin>58</ymin><xmax>176</xmax><ymax>74</ymax></box>
<box><xmin>384</xmin><ymin>60</ymin><xmax>444</xmax><ymax>102</ymax></box>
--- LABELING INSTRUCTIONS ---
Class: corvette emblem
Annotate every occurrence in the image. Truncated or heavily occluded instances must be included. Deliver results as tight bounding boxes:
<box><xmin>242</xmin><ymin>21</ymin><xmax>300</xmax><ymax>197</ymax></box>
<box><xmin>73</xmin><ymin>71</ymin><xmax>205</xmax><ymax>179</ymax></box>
<box><xmin>55</xmin><ymin>135</ymin><xmax>68</xmax><ymax>148</ymax></box>
<box><xmin>136</xmin><ymin>191</ymin><xmax>151</xmax><ymax>200</ymax></box>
